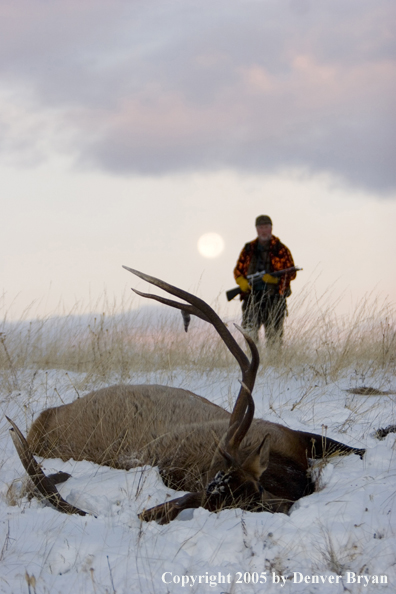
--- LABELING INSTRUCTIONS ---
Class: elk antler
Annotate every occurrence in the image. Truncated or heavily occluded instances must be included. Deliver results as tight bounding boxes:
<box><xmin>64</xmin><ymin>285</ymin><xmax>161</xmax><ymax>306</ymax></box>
<box><xmin>6</xmin><ymin>417</ymin><xmax>86</xmax><ymax>516</ymax></box>
<box><xmin>223</xmin><ymin>325</ymin><xmax>258</xmax><ymax>459</ymax></box>
<box><xmin>123</xmin><ymin>266</ymin><xmax>260</xmax><ymax>463</ymax></box>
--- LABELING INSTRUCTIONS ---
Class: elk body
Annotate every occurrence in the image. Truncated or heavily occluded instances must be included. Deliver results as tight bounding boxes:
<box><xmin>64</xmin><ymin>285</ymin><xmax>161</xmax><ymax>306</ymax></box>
<box><xmin>8</xmin><ymin>267</ymin><xmax>364</xmax><ymax>523</ymax></box>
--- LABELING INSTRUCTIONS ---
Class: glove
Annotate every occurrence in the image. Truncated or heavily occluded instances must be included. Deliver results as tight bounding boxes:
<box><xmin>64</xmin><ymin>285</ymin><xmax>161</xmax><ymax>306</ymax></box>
<box><xmin>262</xmin><ymin>273</ymin><xmax>279</xmax><ymax>285</ymax></box>
<box><xmin>236</xmin><ymin>276</ymin><xmax>251</xmax><ymax>293</ymax></box>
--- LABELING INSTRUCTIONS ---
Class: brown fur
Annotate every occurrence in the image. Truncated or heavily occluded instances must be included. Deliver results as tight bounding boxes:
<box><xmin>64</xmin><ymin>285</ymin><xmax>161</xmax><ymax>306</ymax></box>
<box><xmin>27</xmin><ymin>383</ymin><xmax>363</xmax><ymax>505</ymax></box>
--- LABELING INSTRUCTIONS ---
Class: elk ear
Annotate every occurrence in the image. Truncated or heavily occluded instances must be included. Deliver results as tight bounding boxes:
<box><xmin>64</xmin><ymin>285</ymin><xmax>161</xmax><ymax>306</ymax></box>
<box><xmin>242</xmin><ymin>434</ymin><xmax>271</xmax><ymax>479</ymax></box>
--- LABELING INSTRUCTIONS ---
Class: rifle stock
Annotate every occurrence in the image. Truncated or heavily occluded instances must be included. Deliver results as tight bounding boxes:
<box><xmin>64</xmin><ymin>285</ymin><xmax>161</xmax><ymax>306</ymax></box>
<box><xmin>226</xmin><ymin>286</ymin><xmax>242</xmax><ymax>301</ymax></box>
<box><xmin>226</xmin><ymin>267</ymin><xmax>302</xmax><ymax>302</ymax></box>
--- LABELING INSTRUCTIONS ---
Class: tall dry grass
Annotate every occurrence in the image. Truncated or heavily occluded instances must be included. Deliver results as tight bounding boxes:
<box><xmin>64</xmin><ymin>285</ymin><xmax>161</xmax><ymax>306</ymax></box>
<box><xmin>0</xmin><ymin>286</ymin><xmax>395</xmax><ymax>395</ymax></box>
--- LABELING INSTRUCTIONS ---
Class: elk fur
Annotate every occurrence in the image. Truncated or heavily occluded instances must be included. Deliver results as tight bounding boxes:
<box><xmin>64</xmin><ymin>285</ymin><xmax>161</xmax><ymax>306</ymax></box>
<box><xmin>26</xmin><ymin>383</ymin><xmax>362</xmax><ymax>504</ymax></box>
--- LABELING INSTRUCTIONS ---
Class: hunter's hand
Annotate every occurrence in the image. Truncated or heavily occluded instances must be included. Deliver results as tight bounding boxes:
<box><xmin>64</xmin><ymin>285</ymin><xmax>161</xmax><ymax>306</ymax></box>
<box><xmin>262</xmin><ymin>273</ymin><xmax>279</xmax><ymax>285</ymax></box>
<box><xmin>236</xmin><ymin>276</ymin><xmax>251</xmax><ymax>293</ymax></box>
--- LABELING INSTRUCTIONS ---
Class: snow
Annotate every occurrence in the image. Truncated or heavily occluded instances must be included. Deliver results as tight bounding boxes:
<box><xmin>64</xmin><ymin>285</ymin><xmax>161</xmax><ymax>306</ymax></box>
<box><xmin>0</xmin><ymin>367</ymin><xmax>395</xmax><ymax>593</ymax></box>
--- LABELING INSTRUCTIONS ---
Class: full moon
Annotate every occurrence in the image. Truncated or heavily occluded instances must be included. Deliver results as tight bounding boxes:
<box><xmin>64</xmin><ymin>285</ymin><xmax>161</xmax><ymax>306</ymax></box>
<box><xmin>197</xmin><ymin>233</ymin><xmax>225</xmax><ymax>258</ymax></box>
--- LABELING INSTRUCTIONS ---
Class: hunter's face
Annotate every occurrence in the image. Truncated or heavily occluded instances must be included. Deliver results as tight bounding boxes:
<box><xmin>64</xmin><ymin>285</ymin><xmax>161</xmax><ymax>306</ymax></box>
<box><xmin>256</xmin><ymin>224</ymin><xmax>272</xmax><ymax>242</ymax></box>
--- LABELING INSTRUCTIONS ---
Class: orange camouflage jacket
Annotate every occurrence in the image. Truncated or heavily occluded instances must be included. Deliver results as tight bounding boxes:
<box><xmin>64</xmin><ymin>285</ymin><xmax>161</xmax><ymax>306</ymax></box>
<box><xmin>234</xmin><ymin>235</ymin><xmax>296</xmax><ymax>297</ymax></box>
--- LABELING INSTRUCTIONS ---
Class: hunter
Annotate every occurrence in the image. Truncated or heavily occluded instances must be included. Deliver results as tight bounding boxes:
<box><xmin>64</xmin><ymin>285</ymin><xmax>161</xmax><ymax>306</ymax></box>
<box><xmin>234</xmin><ymin>215</ymin><xmax>296</xmax><ymax>344</ymax></box>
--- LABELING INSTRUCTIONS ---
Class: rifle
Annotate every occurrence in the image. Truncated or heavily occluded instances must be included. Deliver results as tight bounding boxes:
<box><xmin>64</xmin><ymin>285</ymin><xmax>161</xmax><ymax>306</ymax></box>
<box><xmin>226</xmin><ymin>266</ymin><xmax>302</xmax><ymax>302</ymax></box>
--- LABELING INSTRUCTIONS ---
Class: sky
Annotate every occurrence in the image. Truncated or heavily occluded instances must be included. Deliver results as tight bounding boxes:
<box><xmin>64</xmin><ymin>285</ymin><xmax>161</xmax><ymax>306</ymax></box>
<box><xmin>1</xmin><ymin>0</ymin><xmax>395</xmax><ymax>321</ymax></box>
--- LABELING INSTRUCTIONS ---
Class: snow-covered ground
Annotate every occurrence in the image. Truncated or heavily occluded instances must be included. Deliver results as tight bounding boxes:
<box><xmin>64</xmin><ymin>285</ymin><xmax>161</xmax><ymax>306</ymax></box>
<box><xmin>0</xmin><ymin>366</ymin><xmax>395</xmax><ymax>593</ymax></box>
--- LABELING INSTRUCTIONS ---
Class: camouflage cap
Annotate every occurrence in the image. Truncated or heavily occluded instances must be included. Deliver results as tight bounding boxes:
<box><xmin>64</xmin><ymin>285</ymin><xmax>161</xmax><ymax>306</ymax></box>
<box><xmin>255</xmin><ymin>215</ymin><xmax>272</xmax><ymax>226</ymax></box>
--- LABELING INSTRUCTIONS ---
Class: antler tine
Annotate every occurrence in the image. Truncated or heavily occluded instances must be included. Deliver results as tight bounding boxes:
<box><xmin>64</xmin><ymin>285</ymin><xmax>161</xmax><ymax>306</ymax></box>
<box><xmin>123</xmin><ymin>265</ymin><xmax>250</xmax><ymax>372</ymax></box>
<box><xmin>229</xmin><ymin>325</ymin><xmax>259</xmax><ymax>413</ymax></box>
<box><xmin>222</xmin><ymin>326</ymin><xmax>260</xmax><ymax>458</ymax></box>
<box><xmin>131</xmin><ymin>288</ymin><xmax>210</xmax><ymax>324</ymax></box>
<box><xmin>6</xmin><ymin>417</ymin><xmax>86</xmax><ymax>516</ymax></box>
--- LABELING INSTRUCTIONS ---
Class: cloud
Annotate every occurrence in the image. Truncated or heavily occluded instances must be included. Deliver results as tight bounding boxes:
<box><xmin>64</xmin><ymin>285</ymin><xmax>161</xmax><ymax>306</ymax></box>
<box><xmin>0</xmin><ymin>0</ymin><xmax>395</xmax><ymax>191</ymax></box>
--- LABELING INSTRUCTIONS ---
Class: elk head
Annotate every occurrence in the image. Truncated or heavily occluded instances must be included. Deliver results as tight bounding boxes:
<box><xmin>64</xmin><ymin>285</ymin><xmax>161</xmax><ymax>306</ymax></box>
<box><xmin>205</xmin><ymin>433</ymin><xmax>272</xmax><ymax>509</ymax></box>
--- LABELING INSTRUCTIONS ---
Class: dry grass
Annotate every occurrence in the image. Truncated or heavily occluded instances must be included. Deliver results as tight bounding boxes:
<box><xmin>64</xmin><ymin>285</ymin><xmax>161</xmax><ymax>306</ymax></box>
<box><xmin>0</xmin><ymin>287</ymin><xmax>395</xmax><ymax>395</ymax></box>
<box><xmin>281</xmin><ymin>288</ymin><xmax>396</xmax><ymax>380</ymax></box>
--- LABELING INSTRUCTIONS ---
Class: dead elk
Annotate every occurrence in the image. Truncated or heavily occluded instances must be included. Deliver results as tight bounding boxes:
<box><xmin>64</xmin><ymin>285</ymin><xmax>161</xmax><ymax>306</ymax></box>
<box><xmin>8</xmin><ymin>267</ymin><xmax>365</xmax><ymax>524</ymax></box>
